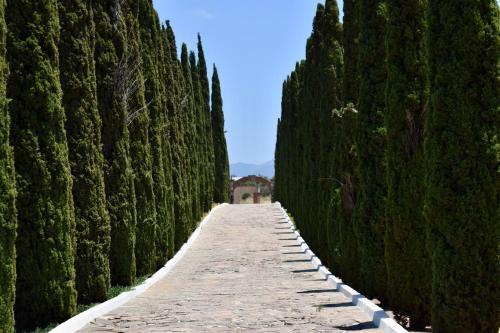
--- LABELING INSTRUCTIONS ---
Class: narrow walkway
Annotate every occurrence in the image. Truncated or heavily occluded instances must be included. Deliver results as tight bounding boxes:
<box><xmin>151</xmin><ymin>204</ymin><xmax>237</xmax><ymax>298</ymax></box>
<box><xmin>80</xmin><ymin>204</ymin><xmax>382</xmax><ymax>332</ymax></box>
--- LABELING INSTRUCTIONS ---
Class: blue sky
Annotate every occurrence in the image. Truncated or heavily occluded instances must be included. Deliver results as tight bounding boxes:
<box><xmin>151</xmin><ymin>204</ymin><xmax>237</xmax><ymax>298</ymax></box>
<box><xmin>153</xmin><ymin>0</ymin><xmax>341</xmax><ymax>164</ymax></box>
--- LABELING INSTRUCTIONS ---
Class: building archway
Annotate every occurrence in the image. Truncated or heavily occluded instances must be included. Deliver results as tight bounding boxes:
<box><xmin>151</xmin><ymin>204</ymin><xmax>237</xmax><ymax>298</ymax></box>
<box><xmin>231</xmin><ymin>175</ymin><xmax>273</xmax><ymax>204</ymax></box>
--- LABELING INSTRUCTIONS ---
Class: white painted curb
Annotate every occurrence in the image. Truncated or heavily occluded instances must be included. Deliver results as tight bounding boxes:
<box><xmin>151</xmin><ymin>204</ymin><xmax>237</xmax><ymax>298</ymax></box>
<box><xmin>274</xmin><ymin>202</ymin><xmax>407</xmax><ymax>333</ymax></box>
<box><xmin>50</xmin><ymin>203</ymin><xmax>228</xmax><ymax>333</ymax></box>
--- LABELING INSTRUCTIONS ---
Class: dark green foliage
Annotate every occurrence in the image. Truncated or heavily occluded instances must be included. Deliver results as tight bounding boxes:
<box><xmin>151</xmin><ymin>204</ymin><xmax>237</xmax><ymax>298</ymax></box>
<box><xmin>333</xmin><ymin>0</ymin><xmax>361</xmax><ymax>290</ymax></box>
<box><xmin>197</xmin><ymin>35</ymin><xmax>215</xmax><ymax>212</ymax></box>
<box><xmin>58</xmin><ymin>0</ymin><xmax>111</xmax><ymax>304</ymax></box>
<box><xmin>93</xmin><ymin>0</ymin><xmax>137</xmax><ymax>286</ymax></box>
<box><xmin>275</xmin><ymin>63</ymin><xmax>304</xmax><ymax>217</ymax></box>
<box><xmin>189</xmin><ymin>49</ymin><xmax>207</xmax><ymax>221</ymax></box>
<box><xmin>211</xmin><ymin>65</ymin><xmax>230</xmax><ymax>203</ymax></box>
<box><xmin>342</xmin><ymin>0</ymin><xmax>360</xmax><ymax>104</ymax></box>
<box><xmin>123</xmin><ymin>0</ymin><xmax>158</xmax><ymax>278</ymax></box>
<box><xmin>315</xmin><ymin>0</ymin><xmax>344</xmax><ymax>264</ymax></box>
<box><xmin>424</xmin><ymin>1</ymin><xmax>500</xmax><ymax>332</ymax></box>
<box><xmin>329</xmin><ymin>105</ymin><xmax>360</xmax><ymax>290</ymax></box>
<box><xmin>181</xmin><ymin>44</ymin><xmax>203</xmax><ymax>224</ymax></box>
<box><xmin>136</xmin><ymin>0</ymin><xmax>161</xmax><ymax>274</ymax></box>
<box><xmin>163</xmin><ymin>23</ymin><xmax>191</xmax><ymax>251</ymax></box>
<box><xmin>0</xmin><ymin>0</ymin><xmax>16</xmax><ymax>331</ymax></box>
<box><xmin>154</xmin><ymin>23</ymin><xmax>175</xmax><ymax>264</ymax></box>
<box><xmin>6</xmin><ymin>0</ymin><xmax>77</xmax><ymax>328</ymax></box>
<box><xmin>384</xmin><ymin>0</ymin><xmax>430</xmax><ymax>328</ymax></box>
<box><xmin>353</xmin><ymin>0</ymin><xmax>387</xmax><ymax>300</ymax></box>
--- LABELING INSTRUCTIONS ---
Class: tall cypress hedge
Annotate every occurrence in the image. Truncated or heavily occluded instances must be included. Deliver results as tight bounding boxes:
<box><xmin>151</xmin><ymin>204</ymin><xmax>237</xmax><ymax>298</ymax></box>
<box><xmin>211</xmin><ymin>65</ymin><xmax>230</xmax><ymax>203</ymax></box>
<box><xmin>425</xmin><ymin>1</ymin><xmax>500</xmax><ymax>332</ymax></box>
<box><xmin>0</xmin><ymin>0</ymin><xmax>16</xmax><ymax>331</ymax></box>
<box><xmin>93</xmin><ymin>0</ymin><xmax>137</xmax><ymax>286</ymax></box>
<box><xmin>275</xmin><ymin>0</ymin><xmax>499</xmax><ymax>330</ymax></box>
<box><xmin>384</xmin><ymin>0</ymin><xmax>430</xmax><ymax>328</ymax></box>
<box><xmin>0</xmin><ymin>1</ymin><xmax>228</xmax><ymax>329</ymax></box>
<box><xmin>354</xmin><ymin>0</ymin><xmax>387</xmax><ymax>300</ymax></box>
<box><xmin>123</xmin><ymin>0</ymin><xmax>158</xmax><ymax>278</ymax></box>
<box><xmin>58</xmin><ymin>0</ymin><xmax>111</xmax><ymax>304</ymax></box>
<box><xmin>6</xmin><ymin>0</ymin><xmax>77</xmax><ymax>328</ymax></box>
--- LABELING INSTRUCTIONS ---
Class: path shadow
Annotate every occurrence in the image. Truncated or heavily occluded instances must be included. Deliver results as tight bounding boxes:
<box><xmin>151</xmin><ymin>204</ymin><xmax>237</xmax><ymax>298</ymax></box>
<box><xmin>334</xmin><ymin>322</ymin><xmax>377</xmax><ymax>331</ymax></box>
<box><xmin>291</xmin><ymin>268</ymin><xmax>318</xmax><ymax>273</ymax></box>
<box><xmin>282</xmin><ymin>251</ymin><xmax>306</xmax><ymax>255</ymax></box>
<box><xmin>278</xmin><ymin>237</ymin><xmax>299</xmax><ymax>241</ymax></box>
<box><xmin>282</xmin><ymin>244</ymin><xmax>301</xmax><ymax>248</ymax></box>
<box><xmin>275</xmin><ymin>226</ymin><xmax>292</xmax><ymax>229</ymax></box>
<box><xmin>283</xmin><ymin>259</ymin><xmax>312</xmax><ymax>263</ymax></box>
<box><xmin>298</xmin><ymin>289</ymin><xmax>336</xmax><ymax>294</ymax></box>
<box><xmin>274</xmin><ymin>231</ymin><xmax>295</xmax><ymax>235</ymax></box>
<box><xmin>317</xmin><ymin>302</ymin><xmax>354</xmax><ymax>308</ymax></box>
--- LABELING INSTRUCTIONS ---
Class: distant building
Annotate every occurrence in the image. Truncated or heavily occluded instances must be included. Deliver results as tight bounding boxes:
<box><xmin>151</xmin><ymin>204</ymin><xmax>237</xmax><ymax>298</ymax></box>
<box><xmin>231</xmin><ymin>175</ymin><xmax>273</xmax><ymax>204</ymax></box>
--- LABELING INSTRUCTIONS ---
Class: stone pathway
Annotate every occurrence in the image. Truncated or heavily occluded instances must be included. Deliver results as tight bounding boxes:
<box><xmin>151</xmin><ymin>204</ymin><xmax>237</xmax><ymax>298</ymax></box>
<box><xmin>80</xmin><ymin>204</ymin><xmax>382</xmax><ymax>332</ymax></box>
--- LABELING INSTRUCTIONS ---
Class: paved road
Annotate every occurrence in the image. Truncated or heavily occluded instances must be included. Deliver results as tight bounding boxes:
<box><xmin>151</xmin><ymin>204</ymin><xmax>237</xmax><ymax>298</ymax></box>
<box><xmin>80</xmin><ymin>204</ymin><xmax>382</xmax><ymax>332</ymax></box>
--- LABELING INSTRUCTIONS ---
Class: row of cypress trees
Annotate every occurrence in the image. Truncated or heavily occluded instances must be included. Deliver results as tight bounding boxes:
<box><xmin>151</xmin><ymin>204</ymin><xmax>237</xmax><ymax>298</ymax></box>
<box><xmin>0</xmin><ymin>0</ymin><xmax>230</xmax><ymax>331</ymax></box>
<box><xmin>274</xmin><ymin>0</ymin><xmax>499</xmax><ymax>332</ymax></box>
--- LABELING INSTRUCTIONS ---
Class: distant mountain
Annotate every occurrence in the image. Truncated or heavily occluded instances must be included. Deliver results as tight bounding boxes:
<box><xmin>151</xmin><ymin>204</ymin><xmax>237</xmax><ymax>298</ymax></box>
<box><xmin>230</xmin><ymin>160</ymin><xmax>274</xmax><ymax>178</ymax></box>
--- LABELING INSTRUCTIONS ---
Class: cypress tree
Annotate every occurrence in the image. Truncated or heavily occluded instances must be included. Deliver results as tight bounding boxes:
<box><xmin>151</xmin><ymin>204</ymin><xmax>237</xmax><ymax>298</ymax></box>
<box><xmin>173</xmin><ymin>30</ymin><xmax>195</xmax><ymax>236</ymax></box>
<box><xmin>6</xmin><ymin>0</ymin><xmax>77</xmax><ymax>328</ymax></box>
<box><xmin>274</xmin><ymin>117</ymin><xmax>282</xmax><ymax>202</ymax></box>
<box><xmin>297</xmin><ymin>4</ymin><xmax>325</xmax><ymax>250</ymax></box>
<box><xmin>425</xmin><ymin>1</ymin><xmax>500</xmax><ymax>331</ymax></box>
<box><xmin>326</xmin><ymin>0</ymin><xmax>361</xmax><ymax>291</ymax></box>
<box><xmin>354</xmin><ymin>0</ymin><xmax>387</xmax><ymax>300</ymax></box>
<box><xmin>316</xmin><ymin>0</ymin><xmax>343</xmax><ymax>264</ymax></box>
<box><xmin>136</xmin><ymin>0</ymin><xmax>161</xmax><ymax>274</ymax></box>
<box><xmin>189</xmin><ymin>50</ymin><xmax>206</xmax><ymax>218</ymax></box>
<box><xmin>93</xmin><ymin>0</ymin><xmax>137</xmax><ymax>286</ymax></box>
<box><xmin>197</xmin><ymin>35</ymin><xmax>215</xmax><ymax>212</ymax></box>
<box><xmin>0</xmin><ymin>0</ymin><xmax>16</xmax><ymax>330</ymax></box>
<box><xmin>171</xmin><ymin>42</ymin><xmax>195</xmax><ymax>236</ymax></box>
<box><xmin>384</xmin><ymin>0</ymin><xmax>430</xmax><ymax>328</ymax></box>
<box><xmin>275</xmin><ymin>63</ymin><xmax>304</xmax><ymax>215</ymax></box>
<box><xmin>181</xmin><ymin>44</ymin><xmax>202</xmax><ymax>223</ymax></box>
<box><xmin>342</xmin><ymin>0</ymin><xmax>360</xmax><ymax>104</ymax></box>
<box><xmin>155</xmin><ymin>23</ymin><xmax>175</xmax><ymax>263</ymax></box>
<box><xmin>289</xmin><ymin>63</ymin><xmax>304</xmax><ymax>216</ymax></box>
<box><xmin>162</xmin><ymin>23</ymin><xmax>189</xmax><ymax>251</ymax></box>
<box><xmin>58</xmin><ymin>0</ymin><xmax>111</xmax><ymax>304</ymax></box>
<box><xmin>211</xmin><ymin>65</ymin><xmax>230</xmax><ymax>203</ymax></box>
<box><xmin>123</xmin><ymin>0</ymin><xmax>157</xmax><ymax>278</ymax></box>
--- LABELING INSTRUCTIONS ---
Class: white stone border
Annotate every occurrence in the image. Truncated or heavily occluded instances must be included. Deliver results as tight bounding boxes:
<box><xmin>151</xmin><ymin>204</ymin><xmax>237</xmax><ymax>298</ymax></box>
<box><xmin>50</xmin><ymin>203</ymin><xmax>228</xmax><ymax>333</ymax></box>
<box><xmin>275</xmin><ymin>202</ymin><xmax>408</xmax><ymax>333</ymax></box>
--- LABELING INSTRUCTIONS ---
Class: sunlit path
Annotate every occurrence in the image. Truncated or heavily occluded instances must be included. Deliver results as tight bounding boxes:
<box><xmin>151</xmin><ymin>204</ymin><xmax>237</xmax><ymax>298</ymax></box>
<box><xmin>79</xmin><ymin>204</ymin><xmax>382</xmax><ymax>332</ymax></box>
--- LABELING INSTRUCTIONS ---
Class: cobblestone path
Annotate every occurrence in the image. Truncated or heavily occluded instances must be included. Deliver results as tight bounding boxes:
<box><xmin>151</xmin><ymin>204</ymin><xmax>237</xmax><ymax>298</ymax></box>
<box><xmin>80</xmin><ymin>204</ymin><xmax>382</xmax><ymax>332</ymax></box>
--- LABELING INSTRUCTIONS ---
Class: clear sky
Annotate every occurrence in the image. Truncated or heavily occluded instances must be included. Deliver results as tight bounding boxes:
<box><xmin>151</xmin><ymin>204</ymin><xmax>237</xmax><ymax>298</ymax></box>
<box><xmin>152</xmin><ymin>0</ymin><xmax>342</xmax><ymax>164</ymax></box>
